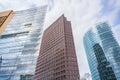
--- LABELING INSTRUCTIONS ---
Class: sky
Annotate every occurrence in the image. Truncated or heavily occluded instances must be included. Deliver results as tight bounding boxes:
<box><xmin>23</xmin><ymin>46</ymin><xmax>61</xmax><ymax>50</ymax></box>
<box><xmin>0</xmin><ymin>0</ymin><xmax>120</xmax><ymax>79</ymax></box>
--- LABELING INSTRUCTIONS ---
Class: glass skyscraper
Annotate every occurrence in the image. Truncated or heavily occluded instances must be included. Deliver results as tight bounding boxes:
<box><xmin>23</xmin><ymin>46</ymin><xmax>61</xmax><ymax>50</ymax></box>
<box><xmin>93</xmin><ymin>43</ymin><xmax>116</xmax><ymax>80</ymax></box>
<box><xmin>0</xmin><ymin>6</ymin><xmax>47</xmax><ymax>80</ymax></box>
<box><xmin>83</xmin><ymin>22</ymin><xmax>120</xmax><ymax>80</ymax></box>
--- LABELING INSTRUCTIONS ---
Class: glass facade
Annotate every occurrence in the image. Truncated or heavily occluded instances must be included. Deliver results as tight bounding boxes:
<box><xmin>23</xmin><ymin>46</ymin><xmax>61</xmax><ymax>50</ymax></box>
<box><xmin>83</xmin><ymin>22</ymin><xmax>120</xmax><ymax>80</ymax></box>
<box><xmin>0</xmin><ymin>6</ymin><xmax>47</xmax><ymax>80</ymax></box>
<box><xmin>93</xmin><ymin>43</ymin><xmax>116</xmax><ymax>80</ymax></box>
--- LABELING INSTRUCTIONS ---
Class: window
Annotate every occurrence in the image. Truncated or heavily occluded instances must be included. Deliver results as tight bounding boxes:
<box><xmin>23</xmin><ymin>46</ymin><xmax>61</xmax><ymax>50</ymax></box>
<box><xmin>0</xmin><ymin>16</ymin><xmax>7</xmax><ymax>27</ymax></box>
<box><xmin>24</xmin><ymin>23</ymin><xmax>32</xmax><ymax>28</ymax></box>
<box><xmin>0</xmin><ymin>31</ymin><xmax>29</xmax><ymax>39</ymax></box>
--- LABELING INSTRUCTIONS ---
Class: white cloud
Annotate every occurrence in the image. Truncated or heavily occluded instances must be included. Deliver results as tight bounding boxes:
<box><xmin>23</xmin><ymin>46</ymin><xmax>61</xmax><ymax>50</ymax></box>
<box><xmin>96</xmin><ymin>0</ymin><xmax>120</xmax><ymax>26</ymax></box>
<box><xmin>0</xmin><ymin>0</ymin><xmax>47</xmax><ymax>11</ymax></box>
<box><xmin>113</xmin><ymin>24</ymin><xmax>120</xmax><ymax>45</ymax></box>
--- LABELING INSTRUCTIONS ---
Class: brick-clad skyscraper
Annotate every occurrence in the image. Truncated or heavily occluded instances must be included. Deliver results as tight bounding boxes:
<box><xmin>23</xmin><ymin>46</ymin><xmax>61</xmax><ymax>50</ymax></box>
<box><xmin>34</xmin><ymin>15</ymin><xmax>79</xmax><ymax>80</ymax></box>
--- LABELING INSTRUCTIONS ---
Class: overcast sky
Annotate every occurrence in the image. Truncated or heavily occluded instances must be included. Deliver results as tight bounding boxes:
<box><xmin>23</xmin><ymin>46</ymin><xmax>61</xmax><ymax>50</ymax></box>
<box><xmin>0</xmin><ymin>0</ymin><xmax>120</xmax><ymax>78</ymax></box>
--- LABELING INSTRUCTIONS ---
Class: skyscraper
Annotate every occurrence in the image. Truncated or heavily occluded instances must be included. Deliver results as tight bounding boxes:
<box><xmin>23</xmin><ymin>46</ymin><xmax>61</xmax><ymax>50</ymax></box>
<box><xmin>93</xmin><ymin>43</ymin><xmax>116</xmax><ymax>80</ymax></box>
<box><xmin>34</xmin><ymin>15</ymin><xmax>79</xmax><ymax>80</ymax></box>
<box><xmin>0</xmin><ymin>6</ymin><xmax>47</xmax><ymax>80</ymax></box>
<box><xmin>83</xmin><ymin>22</ymin><xmax>120</xmax><ymax>80</ymax></box>
<box><xmin>0</xmin><ymin>10</ymin><xmax>15</xmax><ymax>35</ymax></box>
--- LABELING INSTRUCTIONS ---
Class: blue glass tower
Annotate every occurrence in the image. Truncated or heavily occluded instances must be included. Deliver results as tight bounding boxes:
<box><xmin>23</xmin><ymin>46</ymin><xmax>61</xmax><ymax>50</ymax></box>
<box><xmin>0</xmin><ymin>6</ymin><xmax>47</xmax><ymax>80</ymax></box>
<box><xmin>83</xmin><ymin>22</ymin><xmax>120</xmax><ymax>80</ymax></box>
<box><xmin>84</xmin><ymin>28</ymin><xmax>100</xmax><ymax>80</ymax></box>
<box><xmin>93</xmin><ymin>43</ymin><xmax>116</xmax><ymax>80</ymax></box>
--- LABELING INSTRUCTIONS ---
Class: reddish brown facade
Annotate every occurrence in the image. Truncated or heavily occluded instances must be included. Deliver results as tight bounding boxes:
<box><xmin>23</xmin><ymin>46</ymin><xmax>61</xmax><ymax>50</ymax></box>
<box><xmin>34</xmin><ymin>15</ymin><xmax>79</xmax><ymax>80</ymax></box>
